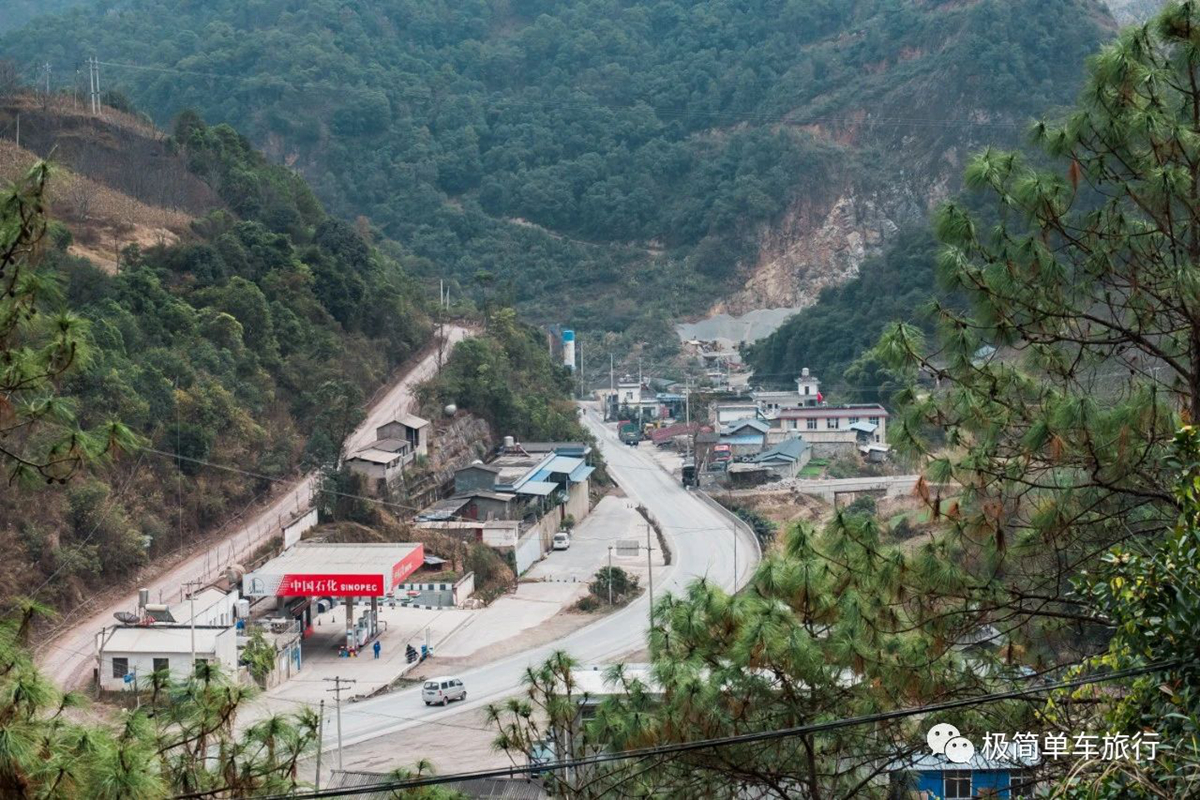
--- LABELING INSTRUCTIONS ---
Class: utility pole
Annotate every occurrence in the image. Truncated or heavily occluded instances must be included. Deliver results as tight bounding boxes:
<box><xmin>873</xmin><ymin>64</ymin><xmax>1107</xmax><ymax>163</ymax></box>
<box><xmin>89</xmin><ymin>57</ymin><xmax>100</xmax><ymax>116</ymax></box>
<box><xmin>684</xmin><ymin>377</ymin><xmax>692</xmax><ymax>461</ymax></box>
<box><xmin>324</xmin><ymin>676</ymin><xmax>357</xmax><ymax>772</ymax></box>
<box><xmin>733</xmin><ymin>521</ymin><xmax>738</xmax><ymax>592</ymax></box>
<box><xmin>314</xmin><ymin>699</ymin><xmax>325</xmax><ymax>790</ymax></box>
<box><xmin>182</xmin><ymin>579</ymin><xmax>204</xmax><ymax>672</ymax></box>
<box><xmin>43</xmin><ymin>63</ymin><xmax>51</xmax><ymax>102</ymax></box>
<box><xmin>646</xmin><ymin>523</ymin><xmax>654</xmax><ymax>626</ymax></box>
<box><xmin>608</xmin><ymin>353</ymin><xmax>615</xmax><ymax>422</ymax></box>
<box><xmin>607</xmin><ymin>546</ymin><xmax>613</xmax><ymax>605</ymax></box>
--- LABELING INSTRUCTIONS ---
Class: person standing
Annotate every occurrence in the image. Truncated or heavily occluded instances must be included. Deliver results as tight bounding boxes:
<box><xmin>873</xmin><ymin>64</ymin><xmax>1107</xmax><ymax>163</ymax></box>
<box><xmin>373</xmin><ymin>640</ymin><xmax>382</xmax><ymax>659</ymax></box>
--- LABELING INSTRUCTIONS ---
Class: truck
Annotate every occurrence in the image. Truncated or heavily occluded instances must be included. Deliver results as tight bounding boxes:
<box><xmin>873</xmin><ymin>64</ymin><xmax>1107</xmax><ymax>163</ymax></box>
<box><xmin>681</xmin><ymin>461</ymin><xmax>697</xmax><ymax>488</ymax></box>
<box><xmin>618</xmin><ymin>421</ymin><xmax>642</xmax><ymax>446</ymax></box>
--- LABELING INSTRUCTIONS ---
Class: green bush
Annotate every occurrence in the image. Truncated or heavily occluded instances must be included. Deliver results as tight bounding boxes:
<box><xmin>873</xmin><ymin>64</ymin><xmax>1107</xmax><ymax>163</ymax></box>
<box><xmin>845</xmin><ymin>495</ymin><xmax>877</xmax><ymax>517</ymax></box>
<box><xmin>589</xmin><ymin>566</ymin><xmax>638</xmax><ymax>604</ymax></box>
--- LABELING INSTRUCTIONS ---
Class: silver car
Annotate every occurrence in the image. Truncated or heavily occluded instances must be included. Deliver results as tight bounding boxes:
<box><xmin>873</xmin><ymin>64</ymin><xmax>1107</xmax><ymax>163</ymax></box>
<box><xmin>423</xmin><ymin>676</ymin><xmax>466</xmax><ymax>706</ymax></box>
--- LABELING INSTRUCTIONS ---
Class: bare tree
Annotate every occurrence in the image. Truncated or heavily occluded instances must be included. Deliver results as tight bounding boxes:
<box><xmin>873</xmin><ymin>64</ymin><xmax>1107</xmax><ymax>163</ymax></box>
<box><xmin>0</xmin><ymin>59</ymin><xmax>20</xmax><ymax>101</ymax></box>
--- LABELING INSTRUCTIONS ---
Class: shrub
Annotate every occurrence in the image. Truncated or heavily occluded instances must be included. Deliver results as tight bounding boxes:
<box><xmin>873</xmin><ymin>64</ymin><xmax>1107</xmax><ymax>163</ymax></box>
<box><xmin>589</xmin><ymin>566</ymin><xmax>638</xmax><ymax>604</ymax></box>
<box><xmin>845</xmin><ymin>495</ymin><xmax>877</xmax><ymax>517</ymax></box>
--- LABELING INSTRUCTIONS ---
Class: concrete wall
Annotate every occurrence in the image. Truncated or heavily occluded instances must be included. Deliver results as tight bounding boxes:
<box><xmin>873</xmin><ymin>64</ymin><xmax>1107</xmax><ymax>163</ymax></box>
<box><xmin>180</xmin><ymin>592</ymin><xmax>239</xmax><ymax>627</ymax></box>
<box><xmin>282</xmin><ymin>507</ymin><xmax>318</xmax><ymax>549</ymax></box>
<box><xmin>455</xmin><ymin>466</ymin><xmax>498</xmax><ymax>495</ymax></box>
<box><xmin>469</xmin><ymin>495</ymin><xmax>514</xmax><ymax>520</ymax></box>
<box><xmin>514</xmin><ymin>530</ymin><xmax>543</xmax><ymax>575</ymax></box>
<box><xmin>810</xmin><ymin>440</ymin><xmax>857</xmax><ymax>459</ymax></box>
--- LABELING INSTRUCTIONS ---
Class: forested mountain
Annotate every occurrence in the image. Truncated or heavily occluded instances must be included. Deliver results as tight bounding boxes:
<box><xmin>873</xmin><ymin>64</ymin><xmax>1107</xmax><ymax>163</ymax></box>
<box><xmin>2</xmin><ymin>0</ymin><xmax>1114</xmax><ymax>347</ymax></box>
<box><xmin>0</xmin><ymin>98</ymin><xmax>429</xmax><ymax>612</ymax></box>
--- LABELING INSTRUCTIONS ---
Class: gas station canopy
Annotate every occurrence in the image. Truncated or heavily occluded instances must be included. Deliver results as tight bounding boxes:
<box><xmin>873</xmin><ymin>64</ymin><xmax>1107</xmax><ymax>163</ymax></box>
<box><xmin>242</xmin><ymin>542</ymin><xmax>424</xmax><ymax>598</ymax></box>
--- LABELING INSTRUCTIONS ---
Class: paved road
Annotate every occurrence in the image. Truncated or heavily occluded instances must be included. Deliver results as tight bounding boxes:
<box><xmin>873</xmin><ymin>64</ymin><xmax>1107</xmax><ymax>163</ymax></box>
<box><xmin>36</xmin><ymin>326</ymin><xmax>471</xmax><ymax>690</ymax></box>
<box><xmin>335</xmin><ymin>405</ymin><xmax>760</xmax><ymax>747</ymax></box>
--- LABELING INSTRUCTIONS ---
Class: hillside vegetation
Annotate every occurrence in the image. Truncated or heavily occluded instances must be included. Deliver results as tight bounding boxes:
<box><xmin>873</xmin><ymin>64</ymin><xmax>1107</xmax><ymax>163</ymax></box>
<box><xmin>2</xmin><ymin>0</ymin><xmax>1112</xmax><ymax>343</ymax></box>
<box><xmin>0</xmin><ymin>100</ymin><xmax>430</xmax><ymax>613</ymax></box>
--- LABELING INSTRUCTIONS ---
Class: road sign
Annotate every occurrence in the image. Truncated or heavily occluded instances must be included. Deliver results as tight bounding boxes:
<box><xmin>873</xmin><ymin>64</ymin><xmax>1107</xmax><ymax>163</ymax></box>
<box><xmin>615</xmin><ymin>540</ymin><xmax>640</xmax><ymax>557</ymax></box>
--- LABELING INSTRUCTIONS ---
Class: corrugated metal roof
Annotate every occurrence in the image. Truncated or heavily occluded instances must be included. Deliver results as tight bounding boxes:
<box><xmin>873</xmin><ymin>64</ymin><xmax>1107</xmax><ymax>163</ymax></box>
<box><xmin>101</xmin><ymin>626</ymin><xmax>230</xmax><ymax>655</ymax></box>
<box><xmin>569</xmin><ymin>464</ymin><xmax>595</xmax><ymax>482</ymax></box>
<box><xmin>848</xmin><ymin>421</ymin><xmax>878</xmax><ymax>434</ymax></box>
<box><xmin>327</xmin><ymin>771</ymin><xmax>547</xmax><ymax>799</ymax></box>
<box><xmin>348</xmin><ymin>449</ymin><xmax>404</xmax><ymax>465</ymax></box>
<box><xmin>724</xmin><ymin>419</ymin><xmax>770</xmax><ymax>434</ymax></box>
<box><xmin>719</xmin><ymin>434</ymin><xmax>766</xmax><ymax>445</ymax></box>
<box><xmin>516</xmin><ymin>480</ymin><xmax>558</xmax><ymax>496</ymax></box>
<box><xmin>778</xmin><ymin>405</ymin><xmax>888</xmax><ymax>419</ymax></box>
<box><xmin>752</xmin><ymin>437</ymin><xmax>809</xmax><ymax>463</ymax></box>
<box><xmin>542</xmin><ymin>455</ymin><xmax>585</xmax><ymax>475</ymax></box>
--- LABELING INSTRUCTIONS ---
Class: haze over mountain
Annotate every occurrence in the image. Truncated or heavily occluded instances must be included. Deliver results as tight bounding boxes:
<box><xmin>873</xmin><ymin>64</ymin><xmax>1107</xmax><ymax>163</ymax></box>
<box><xmin>3</xmin><ymin>0</ymin><xmax>1122</xmax><ymax>352</ymax></box>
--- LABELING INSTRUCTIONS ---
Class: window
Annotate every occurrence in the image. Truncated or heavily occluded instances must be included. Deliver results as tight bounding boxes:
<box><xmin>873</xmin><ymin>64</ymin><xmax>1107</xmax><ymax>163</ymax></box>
<box><xmin>152</xmin><ymin>657</ymin><xmax>169</xmax><ymax>674</ymax></box>
<box><xmin>944</xmin><ymin>770</ymin><xmax>972</xmax><ymax>798</ymax></box>
<box><xmin>806</xmin><ymin>419</ymin><xmax>817</xmax><ymax>430</ymax></box>
<box><xmin>803</xmin><ymin>385</ymin><xmax>810</xmax><ymax>395</ymax></box>
<box><xmin>826</xmin><ymin>418</ymin><xmax>839</xmax><ymax>429</ymax></box>
<box><xmin>849</xmin><ymin>416</ymin><xmax>859</xmax><ymax>424</ymax></box>
<box><xmin>112</xmin><ymin>657</ymin><xmax>128</xmax><ymax>679</ymax></box>
<box><xmin>869</xmin><ymin>416</ymin><xmax>880</xmax><ymax>426</ymax></box>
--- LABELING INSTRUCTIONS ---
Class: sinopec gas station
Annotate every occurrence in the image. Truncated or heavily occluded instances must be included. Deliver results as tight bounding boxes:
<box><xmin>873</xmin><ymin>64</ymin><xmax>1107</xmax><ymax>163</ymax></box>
<box><xmin>242</xmin><ymin>542</ymin><xmax>424</xmax><ymax>653</ymax></box>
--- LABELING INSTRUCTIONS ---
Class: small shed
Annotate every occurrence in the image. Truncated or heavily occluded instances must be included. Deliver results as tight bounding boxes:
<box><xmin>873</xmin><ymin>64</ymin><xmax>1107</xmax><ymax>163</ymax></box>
<box><xmin>376</xmin><ymin>414</ymin><xmax>430</xmax><ymax>457</ymax></box>
<box><xmin>750</xmin><ymin>437</ymin><xmax>811</xmax><ymax>479</ymax></box>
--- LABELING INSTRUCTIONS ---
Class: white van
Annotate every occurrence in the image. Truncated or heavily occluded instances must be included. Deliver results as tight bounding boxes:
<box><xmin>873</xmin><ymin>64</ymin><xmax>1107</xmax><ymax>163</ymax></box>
<box><xmin>423</xmin><ymin>676</ymin><xmax>466</xmax><ymax>706</ymax></box>
<box><xmin>552</xmin><ymin>532</ymin><xmax>571</xmax><ymax>550</ymax></box>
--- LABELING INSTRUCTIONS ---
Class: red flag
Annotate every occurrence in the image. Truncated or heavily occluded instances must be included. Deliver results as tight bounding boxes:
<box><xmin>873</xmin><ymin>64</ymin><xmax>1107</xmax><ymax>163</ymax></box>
<box><xmin>817</xmin><ymin>392</ymin><xmax>823</xmax><ymax>403</ymax></box>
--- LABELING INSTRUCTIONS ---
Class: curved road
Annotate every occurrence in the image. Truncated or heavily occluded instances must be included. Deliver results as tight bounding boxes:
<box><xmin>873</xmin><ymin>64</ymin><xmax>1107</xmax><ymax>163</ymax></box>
<box><xmin>37</xmin><ymin>326</ymin><xmax>470</xmax><ymax>689</ymax></box>
<box><xmin>337</xmin><ymin>406</ymin><xmax>760</xmax><ymax>747</ymax></box>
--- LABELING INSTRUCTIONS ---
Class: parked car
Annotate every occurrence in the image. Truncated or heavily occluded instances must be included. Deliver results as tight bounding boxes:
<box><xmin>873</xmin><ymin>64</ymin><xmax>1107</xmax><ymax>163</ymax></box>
<box><xmin>552</xmin><ymin>532</ymin><xmax>571</xmax><ymax>550</ymax></box>
<box><xmin>423</xmin><ymin>677</ymin><xmax>466</xmax><ymax>706</ymax></box>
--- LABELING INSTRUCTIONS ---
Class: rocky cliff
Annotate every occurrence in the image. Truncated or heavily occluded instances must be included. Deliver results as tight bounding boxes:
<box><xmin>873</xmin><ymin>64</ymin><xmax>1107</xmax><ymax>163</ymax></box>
<box><xmin>1102</xmin><ymin>0</ymin><xmax>1166</xmax><ymax>23</ymax></box>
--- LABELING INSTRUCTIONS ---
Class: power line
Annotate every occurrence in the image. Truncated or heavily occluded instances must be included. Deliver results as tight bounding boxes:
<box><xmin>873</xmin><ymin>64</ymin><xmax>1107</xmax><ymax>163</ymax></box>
<box><xmin>224</xmin><ymin>658</ymin><xmax>1183</xmax><ymax>800</ymax></box>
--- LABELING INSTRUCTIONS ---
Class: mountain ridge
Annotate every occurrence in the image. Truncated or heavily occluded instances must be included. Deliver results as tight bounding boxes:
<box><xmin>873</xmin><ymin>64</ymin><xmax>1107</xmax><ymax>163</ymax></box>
<box><xmin>1</xmin><ymin>0</ymin><xmax>1115</xmax><ymax>350</ymax></box>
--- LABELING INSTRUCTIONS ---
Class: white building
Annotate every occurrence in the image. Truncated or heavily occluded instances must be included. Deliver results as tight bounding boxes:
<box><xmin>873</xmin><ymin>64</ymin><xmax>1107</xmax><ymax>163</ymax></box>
<box><xmin>752</xmin><ymin>367</ymin><xmax>822</xmax><ymax>418</ymax></box>
<box><xmin>96</xmin><ymin>625</ymin><xmax>238</xmax><ymax>691</ymax></box>
<box><xmin>168</xmin><ymin>587</ymin><xmax>239</xmax><ymax>627</ymax></box>
<box><xmin>771</xmin><ymin>404</ymin><xmax>889</xmax><ymax>456</ymax></box>
<box><xmin>344</xmin><ymin>414</ymin><xmax>432</xmax><ymax>492</ymax></box>
<box><xmin>712</xmin><ymin>402</ymin><xmax>760</xmax><ymax>425</ymax></box>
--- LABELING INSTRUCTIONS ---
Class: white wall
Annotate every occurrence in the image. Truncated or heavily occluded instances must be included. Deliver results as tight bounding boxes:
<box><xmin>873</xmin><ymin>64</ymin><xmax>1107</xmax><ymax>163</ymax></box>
<box><xmin>514</xmin><ymin>530</ymin><xmax>543</xmax><ymax>575</ymax></box>
<box><xmin>172</xmin><ymin>591</ymin><xmax>239</xmax><ymax>627</ymax></box>
<box><xmin>283</xmin><ymin>507</ymin><xmax>318</xmax><ymax>549</ymax></box>
<box><xmin>98</xmin><ymin>628</ymin><xmax>237</xmax><ymax>691</ymax></box>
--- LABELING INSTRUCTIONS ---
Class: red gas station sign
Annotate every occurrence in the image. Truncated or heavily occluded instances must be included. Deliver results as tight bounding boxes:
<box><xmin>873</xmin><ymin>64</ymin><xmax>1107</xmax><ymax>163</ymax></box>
<box><xmin>276</xmin><ymin>574</ymin><xmax>384</xmax><ymax>597</ymax></box>
<box><xmin>391</xmin><ymin>544</ymin><xmax>425</xmax><ymax>588</ymax></box>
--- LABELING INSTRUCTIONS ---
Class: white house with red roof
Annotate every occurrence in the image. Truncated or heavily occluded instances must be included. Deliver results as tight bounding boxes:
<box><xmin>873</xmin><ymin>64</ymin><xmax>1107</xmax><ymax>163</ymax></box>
<box><xmin>770</xmin><ymin>403</ymin><xmax>889</xmax><ymax>456</ymax></box>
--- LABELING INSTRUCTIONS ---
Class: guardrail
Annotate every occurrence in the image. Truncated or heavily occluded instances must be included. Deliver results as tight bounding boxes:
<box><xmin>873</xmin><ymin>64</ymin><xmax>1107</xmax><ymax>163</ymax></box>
<box><xmin>693</xmin><ymin>490</ymin><xmax>762</xmax><ymax>592</ymax></box>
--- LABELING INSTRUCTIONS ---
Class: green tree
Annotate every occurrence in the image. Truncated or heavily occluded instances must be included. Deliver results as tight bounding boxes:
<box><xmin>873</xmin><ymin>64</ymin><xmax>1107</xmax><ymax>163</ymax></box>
<box><xmin>876</xmin><ymin>1</ymin><xmax>1200</xmax><ymax>665</ymax></box>
<box><xmin>1044</xmin><ymin>425</ymin><xmax>1200</xmax><ymax>797</ymax></box>
<box><xmin>0</xmin><ymin>163</ymin><xmax>137</xmax><ymax>485</ymax></box>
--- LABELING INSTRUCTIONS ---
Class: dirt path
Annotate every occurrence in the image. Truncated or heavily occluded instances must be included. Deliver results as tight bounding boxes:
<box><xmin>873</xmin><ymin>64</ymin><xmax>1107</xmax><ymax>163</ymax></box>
<box><xmin>36</xmin><ymin>326</ymin><xmax>471</xmax><ymax>690</ymax></box>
